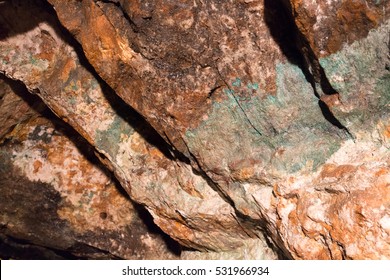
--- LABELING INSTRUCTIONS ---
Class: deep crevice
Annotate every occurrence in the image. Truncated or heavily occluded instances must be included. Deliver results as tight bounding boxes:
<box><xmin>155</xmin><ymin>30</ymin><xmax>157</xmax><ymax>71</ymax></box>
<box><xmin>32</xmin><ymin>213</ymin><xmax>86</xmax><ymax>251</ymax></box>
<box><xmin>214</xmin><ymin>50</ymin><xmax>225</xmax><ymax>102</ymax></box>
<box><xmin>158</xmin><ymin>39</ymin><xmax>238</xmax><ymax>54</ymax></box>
<box><xmin>318</xmin><ymin>100</ymin><xmax>346</xmax><ymax>130</ymax></box>
<box><xmin>0</xmin><ymin>74</ymin><xmax>183</xmax><ymax>259</ymax></box>
<box><xmin>96</xmin><ymin>0</ymin><xmax>140</xmax><ymax>33</ymax></box>
<box><xmin>207</xmin><ymin>85</ymin><xmax>222</xmax><ymax>99</ymax></box>
<box><xmin>0</xmin><ymin>0</ymin><xmax>187</xmax><ymax>259</ymax></box>
<box><xmin>183</xmin><ymin>143</ymin><xmax>237</xmax><ymax>208</ymax></box>
<box><xmin>133</xmin><ymin>203</ymin><xmax>183</xmax><ymax>256</ymax></box>
<box><xmin>40</xmin><ymin>0</ymin><xmax>178</xmax><ymax>162</ymax></box>
<box><xmin>264</xmin><ymin>0</ymin><xmax>352</xmax><ymax>137</ymax></box>
<box><xmin>264</xmin><ymin>0</ymin><xmax>337</xmax><ymax>96</ymax></box>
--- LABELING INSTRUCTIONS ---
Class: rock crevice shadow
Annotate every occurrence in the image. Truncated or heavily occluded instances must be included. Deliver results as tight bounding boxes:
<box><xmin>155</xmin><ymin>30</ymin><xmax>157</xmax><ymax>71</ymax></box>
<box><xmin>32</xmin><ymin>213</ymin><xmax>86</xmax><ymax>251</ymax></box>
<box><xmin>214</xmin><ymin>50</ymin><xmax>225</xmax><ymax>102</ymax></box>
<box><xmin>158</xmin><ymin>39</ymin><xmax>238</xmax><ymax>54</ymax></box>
<box><xmin>264</xmin><ymin>0</ymin><xmax>352</xmax><ymax>137</ymax></box>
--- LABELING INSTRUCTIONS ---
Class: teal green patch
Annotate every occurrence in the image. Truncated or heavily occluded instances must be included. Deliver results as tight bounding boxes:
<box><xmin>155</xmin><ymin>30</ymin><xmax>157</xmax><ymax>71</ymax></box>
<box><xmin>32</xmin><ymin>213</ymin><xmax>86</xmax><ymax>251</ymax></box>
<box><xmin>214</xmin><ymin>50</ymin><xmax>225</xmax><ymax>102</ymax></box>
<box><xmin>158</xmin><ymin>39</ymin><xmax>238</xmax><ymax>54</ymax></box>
<box><xmin>376</xmin><ymin>74</ymin><xmax>390</xmax><ymax>107</ymax></box>
<box><xmin>266</xmin><ymin>95</ymin><xmax>277</xmax><ymax>104</ymax></box>
<box><xmin>68</xmin><ymin>96</ymin><xmax>77</xmax><ymax>106</ymax></box>
<box><xmin>95</xmin><ymin>115</ymin><xmax>134</xmax><ymax>159</ymax></box>
<box><xmin>71</xmin><ymin>83</ymin><xmax>78</xmax><ymax>91</ymax></box>
<box><xmin>320</xmin><ymin>21</ymin><xmax>390</xmax><ymax>134</ymax></box>
<box><xmin>29</xmin><ymin>55</ymin><xmax>38</xmax><ymax>65</ymax></box>
<box><xmin>28</xmin><ymin>54</ymin><xmax>48</xmax><ymax>70</ymax></box>
<box><xmin>224</xmin><ymin>88</ymin><xmax>235</xmax><ymax>95</ymax></box>
<box><xmin>185</xmin><ymin>62</ymin><xmax>344</xmax><ymax>174</ymax></box>
<box><xmin>247</xmin><ymin>82</ymin><xmax>259</xmax><ymax>90</ymax></box>
<box><xmin>232</xmin><ymin>78</ymin><xmax>241</xmax><ymax>87</ymax></box>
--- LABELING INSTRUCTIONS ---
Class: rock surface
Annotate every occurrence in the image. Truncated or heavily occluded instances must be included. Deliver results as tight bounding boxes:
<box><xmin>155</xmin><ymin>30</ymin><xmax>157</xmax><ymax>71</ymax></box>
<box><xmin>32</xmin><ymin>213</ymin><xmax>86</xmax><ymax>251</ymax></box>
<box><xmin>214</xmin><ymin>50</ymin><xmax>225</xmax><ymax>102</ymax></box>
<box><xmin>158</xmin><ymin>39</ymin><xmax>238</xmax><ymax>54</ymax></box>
<box><xmin>0</xmin><ymin>0</ymin><xmax>389</xmax><ymax>259</ymax></box>
<box><xmin>0</xmin><ymin>76</ymin><xmax>45</xmax><ymax>139</ymax></box>
<box><xmin>0</xmin><ymin>0</ymin><xmax>275</xmax><ymax>258</ymax></box>
<box><xmin>0</xmin><ymin>112</ymin><xmax>180</xmax><ymax>259</ymax></box>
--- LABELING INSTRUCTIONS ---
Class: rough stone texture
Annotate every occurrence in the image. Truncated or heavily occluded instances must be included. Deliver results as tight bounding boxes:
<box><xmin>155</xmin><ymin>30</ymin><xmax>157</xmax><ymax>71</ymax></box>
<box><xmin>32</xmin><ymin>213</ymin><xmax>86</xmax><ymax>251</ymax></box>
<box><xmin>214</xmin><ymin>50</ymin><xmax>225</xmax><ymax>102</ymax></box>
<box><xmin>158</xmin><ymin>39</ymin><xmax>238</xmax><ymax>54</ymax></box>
<box><xmin>47</xmin><ymin>0</ymin><xmax>288</xmax><ymax>154</ymax></box>
<box><xmin>0</xmin><ymin>0</ymin><xmax>275</xmax><ymax>258</ymax></box>
<box><xmin>0</xmin><ymin>76</ymin><xmax>45</xmax><ymax>139</ymax></box>
<box><xmin>283</xmin><ymin>0</ymin><xmax>390</xmax><ymax>133</ymax></box>
<box><xmin>0</xmin><ymin>115</ymin><xmax>180</xmax><ymax>259</ymax></box>
<box><xmin>275</xmin><ymin>140</ymin><xmax>390</xmax><ymax>259</ymax></box>
<box><xmin>0</xmin><ymin>0</ymin><xmax>389</xmax><ymax>259</ymax></box>
<box><xmin>287</xmin><ymin>0</ymin><xmax>390</xmax><ymax>57</ymax></box>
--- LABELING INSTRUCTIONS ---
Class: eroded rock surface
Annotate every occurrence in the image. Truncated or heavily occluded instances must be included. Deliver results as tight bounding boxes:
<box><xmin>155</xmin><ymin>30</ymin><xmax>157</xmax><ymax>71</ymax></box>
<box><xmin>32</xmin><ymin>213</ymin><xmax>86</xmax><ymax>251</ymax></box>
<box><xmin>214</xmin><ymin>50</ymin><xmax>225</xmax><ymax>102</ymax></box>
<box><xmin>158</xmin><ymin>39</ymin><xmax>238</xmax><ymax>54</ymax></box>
<box><xmin>0</xmin><ymin>113</ymin><xmax>180</xmax><ymax>259</ymax></box>
<box><xmin>0</xmin><ymin>0</ymin><xmax>389</xmax><ymax>259</ymax></box>
<box><xmin>0</xmin><ymin>0</ymin><xmax>275</xmax><ymax>258</ymax></box>
<box><xmin>0</xmin><ymin>76</ymin><xmax>45</xmax><ymax>138</ymax></box>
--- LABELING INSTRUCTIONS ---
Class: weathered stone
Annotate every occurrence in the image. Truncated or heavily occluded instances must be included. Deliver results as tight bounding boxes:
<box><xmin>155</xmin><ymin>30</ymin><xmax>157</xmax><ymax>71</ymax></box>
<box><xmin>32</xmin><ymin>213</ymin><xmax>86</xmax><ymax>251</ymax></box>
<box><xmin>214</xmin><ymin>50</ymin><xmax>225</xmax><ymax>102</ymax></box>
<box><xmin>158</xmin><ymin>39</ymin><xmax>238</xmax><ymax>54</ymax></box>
<box><xmin>181</xmin><ymin>238</ymin><xmax>279</xmax><ymax>260</ymax></box>
<box><xmin>281</xmin><ymin>0</ymin><xmax>390</xmax><ymax>135</ymax></box>
<box><xmin>47</xmin><ymin>0</ymin><xmax>288</xmax><ymax>155</ymax></box>
<box><xmin>0</xmin><ymin>0</ymin><xmax>389</xmax><ymax>259</ymax></box>
<box><xmin>0</xmin><ymin>0</ymin><xmax>275</xmax><ymax>257</ymax></box>
<box><xmin>0</xmin><ymin>116</ymin><xmax>180</xmax><ymax>259</ymax></box>
<box><xmin>286</xmin><ymin>0</ymin><xmax>390</xmax><ymax>57</ymax></box>
<box><xmin>0</xmin><ymin>76</ymin><xmax>45</xmax><ymax>139</ymax></box>
<box><xmin>274</xmin><ymin>140</ymin><xmax>390</xmax><ymax>259</ymax></box>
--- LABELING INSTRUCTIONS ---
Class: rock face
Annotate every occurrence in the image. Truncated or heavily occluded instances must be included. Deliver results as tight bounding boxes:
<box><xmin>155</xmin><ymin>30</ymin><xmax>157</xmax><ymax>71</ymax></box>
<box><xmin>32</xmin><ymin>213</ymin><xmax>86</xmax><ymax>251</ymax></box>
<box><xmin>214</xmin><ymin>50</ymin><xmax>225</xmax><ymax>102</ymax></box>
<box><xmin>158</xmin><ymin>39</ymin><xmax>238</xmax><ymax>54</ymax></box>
<box><xmin>0</xmin><ymin>0</ymin><xmax>275</xmax><ymax>258</ymax></box>
<box><xmin>287</xmin><ymin>0</ymin><xmax>389</xmax><ymax>57</ymax></box>
<box><xmin>0</xmin><ymin>107</ymin><xmax>180</xmax><ymax>259</ymax></box>
<box><xmin>0</xmin><ymin>0</ymin><xmax>389</xmax><ymax>259</ymax></box>
<box><xmin>0</xmin><ymin>76</ymin><xmax>45</xmax><ymax>139</ymax></box>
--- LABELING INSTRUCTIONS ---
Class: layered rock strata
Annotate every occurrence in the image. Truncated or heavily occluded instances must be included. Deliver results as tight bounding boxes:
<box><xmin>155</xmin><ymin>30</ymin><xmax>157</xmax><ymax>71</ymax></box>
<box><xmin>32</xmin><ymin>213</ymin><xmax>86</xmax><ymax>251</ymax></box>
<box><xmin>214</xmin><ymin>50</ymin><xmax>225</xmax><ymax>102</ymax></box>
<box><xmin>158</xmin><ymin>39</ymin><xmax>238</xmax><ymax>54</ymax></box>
<box><xmin>0</xmin><ymin>0</ymin><xmax>389</xmax><ymax>259</ymax></box>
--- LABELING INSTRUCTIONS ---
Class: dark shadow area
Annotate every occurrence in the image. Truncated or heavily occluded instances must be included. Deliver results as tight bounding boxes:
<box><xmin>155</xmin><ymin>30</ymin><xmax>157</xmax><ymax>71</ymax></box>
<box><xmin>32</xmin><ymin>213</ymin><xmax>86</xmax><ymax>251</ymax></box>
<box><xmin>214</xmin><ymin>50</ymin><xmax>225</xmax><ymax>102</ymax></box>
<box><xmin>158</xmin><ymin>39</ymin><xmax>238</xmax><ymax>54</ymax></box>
<box><xmin>2</xmin><ymin>76</ymin><xmax>48</xmax><ymax>115</ymax></box>
<box><xmin>67</xmin><ymin>241</ymin><xmax>122</xmax><ymax>260</ymax></box>
<box><xmin>0</xmin><ymin>0</ymin><xmax>45</xmax><ymax>40</ymax></box>
<box><xmin>318</xmin><ymin>100</ymin><xmax>347</xmax><ymax>130</ymax></box>
<box><xmin>263</xmin><ymin>0</ymin><xmax>317</xmax><ymax>94</ymax></box>
<box><xmin>0</xmin><ymin>73</ymin><xmax>49</xmax><ymax>139</ymax></box>
<box><xmin>133</xmin><ymin>203</ymin><xmax>183</xmax><ymax>256</ymax></box>
<box><xmin>234</xmin><ymin>210</ymin><xmax>291</xmax><ymax>260</ymax></box>
<box><xmin>263</xmin><ymin>0</ymin><xmax>338</xmax><ymax>97</ymax></box>
<box><xmin>263</xmin><ymin>0</ymin><xmax>304</xmax><ymax>66</ymax></box>
<box><xmin>0</xmin><ymin>79</ymin><xmax>183</xmax><ymax>260</ymax></box>
<box><xmin>0</xmin><ymin>234</ymin><xmax>83</xmax><ymax>260</ymax></box>
<box><xmin>0</xmin><ymin>233</ymin><xmax>122</xmax><ymax>259</ymax></box>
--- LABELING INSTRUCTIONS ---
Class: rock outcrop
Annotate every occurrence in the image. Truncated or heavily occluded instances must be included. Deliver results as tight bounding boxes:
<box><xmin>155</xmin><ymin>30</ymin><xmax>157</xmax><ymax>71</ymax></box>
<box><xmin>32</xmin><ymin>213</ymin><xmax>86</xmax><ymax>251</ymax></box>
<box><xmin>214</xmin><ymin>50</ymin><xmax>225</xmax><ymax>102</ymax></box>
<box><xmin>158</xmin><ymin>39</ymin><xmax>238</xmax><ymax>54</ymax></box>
<box><xmin>0</xmin><ymin>0</ymin><xmax>389</xmax><ymax>259</ymax></box>
<box><xmin>0</xmin><ymin>99</ymin><xmax>180</xmax><ymax>259</ymax></box>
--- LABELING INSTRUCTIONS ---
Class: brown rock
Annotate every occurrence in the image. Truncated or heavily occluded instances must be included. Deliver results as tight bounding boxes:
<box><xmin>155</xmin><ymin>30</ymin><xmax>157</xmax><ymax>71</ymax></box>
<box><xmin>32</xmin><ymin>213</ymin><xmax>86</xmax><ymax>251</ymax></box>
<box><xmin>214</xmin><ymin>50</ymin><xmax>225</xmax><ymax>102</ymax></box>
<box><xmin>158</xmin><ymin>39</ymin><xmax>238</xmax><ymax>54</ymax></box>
<box><xmin>274</xmin><ymin>141</ymin><xmax>390</xmax><ymax>259</ymax></box>
<box><xmin>0</xmin><ymin>0</ymin><xmax>274</xmax><ymax>257</ymax></box>
<box><xmin>47</xmin><ymin>0</ymin><xmax>287</xmax><ymax>154</ymax></box>
<box><xmin>0</xmin><ymin>76</ymin><xmax>45</xmax><ymax>139</ymax></box>
<box><xmin>0</xmin><ymin>116</ymin><xmax>180</xmax><ymax>259</ymax></box>
<box><xmin>287</xmin><ymin>0</ymin><xmax>390</xmax><ymax>57</ymax></box>
<box><xmin>0</xmin><ymin>0</ymin><xmax>389</xmax><ymax>259</ymax></box>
